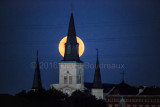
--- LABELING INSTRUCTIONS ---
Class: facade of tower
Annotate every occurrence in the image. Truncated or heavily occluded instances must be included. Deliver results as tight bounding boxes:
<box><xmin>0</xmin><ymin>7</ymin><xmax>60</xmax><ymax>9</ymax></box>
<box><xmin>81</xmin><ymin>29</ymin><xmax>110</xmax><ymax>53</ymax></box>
<box><xmin>50</xmin><ymin>12</ymin><xmax>84</xmax><ymax>95</ymax></box>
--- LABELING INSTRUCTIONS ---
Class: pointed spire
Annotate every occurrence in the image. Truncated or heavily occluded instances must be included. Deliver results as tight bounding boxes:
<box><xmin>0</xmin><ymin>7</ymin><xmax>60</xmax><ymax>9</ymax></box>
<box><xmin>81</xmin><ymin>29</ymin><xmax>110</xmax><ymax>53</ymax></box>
<box><xmin>67</xmin><ymin>12</ymin><xmax>77</xmax><ymax>44</ymax></box>
<box><xmin>32</xmin><ymin>50</ymin><xmax>43</xmax><ymax>90</ymax></box>
<box><xmin>93</xmin><ymin>48</ymin><xmax>102</xmax><ymax>88</ymax></box>
<box><xmin>63</xmin><ymin>12</ymin><xmax>80</xmax><ymax>61</ymax></box>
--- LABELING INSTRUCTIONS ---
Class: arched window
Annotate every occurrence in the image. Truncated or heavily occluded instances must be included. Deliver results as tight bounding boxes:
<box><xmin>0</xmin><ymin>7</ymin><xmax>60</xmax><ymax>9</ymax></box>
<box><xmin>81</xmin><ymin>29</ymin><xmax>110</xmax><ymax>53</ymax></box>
<box><xmin>69</xmin><ymin>76</ymin><xmax>72</xmax><ymax>84</ymax></box>
<box><xmin>66</xmin><ymin>44</ymin><xmax>71</xmax><ymax>54</ymax></box>
<box><xmin>64</xmin><ymin>76</ymin><xmax>67</xmax><ymax>84</ymax></box>
<box><xmin>77</xmin><ymin>70</ymin><xmax>81</xmax><ymax>84</ymax></box>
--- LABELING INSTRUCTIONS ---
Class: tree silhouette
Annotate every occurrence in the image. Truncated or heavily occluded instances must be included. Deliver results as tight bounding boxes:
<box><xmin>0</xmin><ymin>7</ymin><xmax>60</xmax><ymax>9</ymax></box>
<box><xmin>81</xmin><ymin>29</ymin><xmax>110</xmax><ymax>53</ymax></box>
<box><xmin>1</xmin><ymin>89</ymin><xmax>105</xmax><ymax>107</ymax></box>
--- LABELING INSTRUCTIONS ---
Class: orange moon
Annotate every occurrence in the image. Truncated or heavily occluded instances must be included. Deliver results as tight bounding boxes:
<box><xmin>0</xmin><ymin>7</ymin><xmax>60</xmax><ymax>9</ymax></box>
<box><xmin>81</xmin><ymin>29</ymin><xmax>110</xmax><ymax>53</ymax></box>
<box><xmin>58</xmin><ymin>36</ymin><xmax>85</xmax><ymax>57</ymax></box>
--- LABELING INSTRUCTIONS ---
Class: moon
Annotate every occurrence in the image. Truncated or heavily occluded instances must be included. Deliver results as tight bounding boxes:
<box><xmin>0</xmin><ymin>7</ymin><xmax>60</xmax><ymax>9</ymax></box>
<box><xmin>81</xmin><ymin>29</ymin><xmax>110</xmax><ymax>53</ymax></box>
<box><xmin>58</xmin><ymin>36</ymin><xmax>85</xmax><ymax>57</ymax></box>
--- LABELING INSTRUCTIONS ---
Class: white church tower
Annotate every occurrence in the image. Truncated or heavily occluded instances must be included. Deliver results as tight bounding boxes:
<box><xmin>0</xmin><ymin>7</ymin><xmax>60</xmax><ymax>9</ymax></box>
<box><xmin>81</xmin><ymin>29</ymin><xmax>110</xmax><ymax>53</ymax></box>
<box><xmin>50</xmin><ymin>12</ymin><xmax>84</xmax><ymax>95</ymax></box>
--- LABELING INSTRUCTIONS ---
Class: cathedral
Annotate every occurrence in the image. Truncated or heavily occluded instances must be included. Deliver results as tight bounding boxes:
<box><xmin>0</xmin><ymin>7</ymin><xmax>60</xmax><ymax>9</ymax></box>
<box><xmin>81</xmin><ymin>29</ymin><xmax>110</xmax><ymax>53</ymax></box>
<box><xmin>50</xmin><ymin>12</ymin><xmax>103</xmax><ymax>98</ymax></box>
<box><xmin>31</xmin><ymin>12</ymin><xmax>104</xmax><ymax>99</ymax></box>
<box><xmin>50</xmin><ymin>12</ymin><xmax>85</xmax><ymax>95</ymax></box>
<box><xmin>31</xmin><ymin>12</ymin><xmax>160</xmax><ymax>106</ymax></box>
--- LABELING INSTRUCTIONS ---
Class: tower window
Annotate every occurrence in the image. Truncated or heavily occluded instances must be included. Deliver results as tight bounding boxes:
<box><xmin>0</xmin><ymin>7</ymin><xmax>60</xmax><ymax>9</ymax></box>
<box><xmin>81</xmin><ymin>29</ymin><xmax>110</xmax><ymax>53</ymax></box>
<box><xmin>77</xmin><ymin>70</ymin><xmax>81</xmax><ymax>84</ymax></box>
<box><xmin>66</xmin><ymin>44</ymin><xmax>71</xmax><ymax>54</ymax></box>
<box><xmin>76</xmin><ymin>44</ymin><xmax>79</xmax><ymax>54</ymax></box>
<box><xmin>64</xmin><ymin>76</ymin><xmax>67</xmax><ymax>84</ymax></box>
<box><xmin>69</xmin><ymin>76</ymin><xmax>72</xmax><ymax>84</ymax></box>
<box><xmin>77</xmin><ymin>75</ymin><xmax>81</xmax><ymax>84</ymax></box>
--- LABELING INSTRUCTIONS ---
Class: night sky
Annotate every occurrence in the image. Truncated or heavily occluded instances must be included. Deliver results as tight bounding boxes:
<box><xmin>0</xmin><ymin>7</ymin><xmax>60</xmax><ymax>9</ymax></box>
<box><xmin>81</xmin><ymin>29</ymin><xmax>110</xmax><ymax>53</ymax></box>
<box><xmin>0</xmin><ymin>0</ymin><xmax>160</xmax><ymax>94</ymax></box>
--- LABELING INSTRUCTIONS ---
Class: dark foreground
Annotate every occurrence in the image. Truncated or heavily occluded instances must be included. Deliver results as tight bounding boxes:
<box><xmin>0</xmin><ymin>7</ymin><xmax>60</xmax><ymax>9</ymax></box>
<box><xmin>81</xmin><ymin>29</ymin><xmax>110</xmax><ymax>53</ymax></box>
<box><xmin>0</xmin><ymin>89</ymin><xmax>105</xmax><ymax>107</ymax></box>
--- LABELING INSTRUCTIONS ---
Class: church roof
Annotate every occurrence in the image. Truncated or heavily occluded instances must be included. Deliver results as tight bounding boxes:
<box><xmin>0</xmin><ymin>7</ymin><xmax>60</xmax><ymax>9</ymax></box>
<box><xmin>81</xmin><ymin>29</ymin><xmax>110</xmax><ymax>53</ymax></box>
<box><xmin>93</xmin><ymin>49</ymin><xmax>102</xmax><ymax>88</ymax></box>
<box><xmin>84</xmin><ymin>82</ymin><xmax>160</xmax><ymax>96</ymax></box>
<box><xmin>63</xmin><ymin>12</ymin><xmax>81</xmax><ymax>62</ymax></box>
<box><xmin>108</xmin><ymin>81</ymin><xmax>139</xmax><ymax>95</ymax></box>
<box><xmin>32</xmin><ymin>50</ymin><xmax>43</xmax><ymax>90</ymax></box>
<box><xmin>84</xmin><ymin>82</ymin><xmax>116</xmax><ymax>93</ymax></box>
<box><xmin>139</xmin><ymin>86</ymin><xmax>160</xmax><ymax>95</ymax></box>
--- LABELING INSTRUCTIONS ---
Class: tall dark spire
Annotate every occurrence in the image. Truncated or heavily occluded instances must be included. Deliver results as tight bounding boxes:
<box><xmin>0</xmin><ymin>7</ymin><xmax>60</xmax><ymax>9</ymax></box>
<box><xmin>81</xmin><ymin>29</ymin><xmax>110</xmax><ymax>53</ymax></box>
<box><xmin>63</xmin><ymin>12</ymin><xmax>80</xmax><ymax>61</ymax></box>
<box><xmin>93</xmin><ymin>49</ymin><xmax>102</xmax><ymax>88</ymax></box>
<box><xmin>32</xmin><ymin>50</ymin><xmax>43</xmax><ymax>90</ymax></box>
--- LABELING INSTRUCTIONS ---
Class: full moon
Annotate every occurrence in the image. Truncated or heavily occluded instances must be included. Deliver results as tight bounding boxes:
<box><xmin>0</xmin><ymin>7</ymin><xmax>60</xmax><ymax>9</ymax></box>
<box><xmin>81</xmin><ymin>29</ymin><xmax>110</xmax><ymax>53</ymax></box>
<box><xmin>58</xmin><ymin>36</ymin><xmax>85</xmax><ymax>57</ymax></box>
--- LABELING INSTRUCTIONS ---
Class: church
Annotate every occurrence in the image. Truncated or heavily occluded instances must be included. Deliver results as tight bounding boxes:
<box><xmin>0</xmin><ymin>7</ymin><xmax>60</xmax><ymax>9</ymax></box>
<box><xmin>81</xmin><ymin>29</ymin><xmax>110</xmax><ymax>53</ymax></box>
<box><xmin>50</xmin><ymin>12</ymin><xmax>85</xmax><ymax>95</ymax></box>
<box><xmin>31</xmin><ymin>12</ymin><xmax>160</xmax><ymax>105</ymax></box>
<box><xmin>49</xmin><ymin>12</ymin><xmax>104</xmax><ymax>99</ymax></box>
<box><xmin>31</xmin><ymin>12</ymin><xmax>104</xmax><ymax>99</ymax></box>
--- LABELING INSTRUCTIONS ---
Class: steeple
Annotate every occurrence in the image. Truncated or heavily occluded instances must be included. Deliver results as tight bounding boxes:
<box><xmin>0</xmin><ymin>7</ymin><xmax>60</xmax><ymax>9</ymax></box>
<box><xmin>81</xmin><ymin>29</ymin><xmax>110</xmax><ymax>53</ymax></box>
<box><xmin>63</xmin><ymin>12</ymin><xmax>80</xmax><ymax>61</ymax></box>
<box><xmin>93</xmin><ymin>49</ymin><xmax>102</xmax><ymax>88</ymax></box>
<box><xmin>32</xmin><ymin>50</ymin><xmax>43</xmax><ymax>90</ymax></box>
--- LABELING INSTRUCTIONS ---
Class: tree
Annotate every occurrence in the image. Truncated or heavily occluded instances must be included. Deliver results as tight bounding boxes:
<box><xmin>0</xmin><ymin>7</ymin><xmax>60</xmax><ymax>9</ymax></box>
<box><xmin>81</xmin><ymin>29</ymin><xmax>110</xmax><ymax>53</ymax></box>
<box><xmin>68</xmin><ymin>90</ymin><xmax>105</xmax><ymax>107</ymax></box>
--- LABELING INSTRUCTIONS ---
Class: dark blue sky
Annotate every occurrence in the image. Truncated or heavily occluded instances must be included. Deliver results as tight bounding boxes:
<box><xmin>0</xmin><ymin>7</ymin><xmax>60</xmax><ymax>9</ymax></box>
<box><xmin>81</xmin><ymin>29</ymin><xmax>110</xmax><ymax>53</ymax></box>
<box><xmin>0</xmin><ymin>0</ymin><xmax>160</xmax><ymax>94</ymax></box>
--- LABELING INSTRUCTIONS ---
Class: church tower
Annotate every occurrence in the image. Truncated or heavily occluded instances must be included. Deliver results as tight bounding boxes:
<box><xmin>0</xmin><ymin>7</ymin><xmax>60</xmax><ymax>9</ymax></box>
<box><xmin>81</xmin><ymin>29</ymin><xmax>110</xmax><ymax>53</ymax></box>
<box><xmin>91</xmin><ymin>49</ymin><xmax>103</xmax><ymax>99</ymax></box>
<box><xmin>63</xmin><ymin>12</ymin><xmax>80</xmax><ymax>61</ymax></box>
<box><xmin>32</xmin><ymin>50</ymin><xmax>43</xmax><ymax>91</ymax></box>
<box><xmin>50</xmin><ymin>12</ymin><xmax>84</xmax><ymax>95</ymax></box>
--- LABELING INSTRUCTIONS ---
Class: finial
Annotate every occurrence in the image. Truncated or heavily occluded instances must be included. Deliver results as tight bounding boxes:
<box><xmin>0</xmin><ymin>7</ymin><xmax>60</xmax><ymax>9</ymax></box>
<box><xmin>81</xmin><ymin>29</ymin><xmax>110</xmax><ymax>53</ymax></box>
<box><xmin>71</xmin><ymin>2</ymin><xmax>73</xmax><ymax>13</ymax></box>
<box><xmin>37</xmin><ymin>49</ymin><xmax>38</xmax><ymax>57</ymax></box>
<box><xmin>121</xmin><ymin>70</ymin><xmax>126</xmax><ymax>82</ymax></box>
<box><xmin>96</xmin><ymin>48</ymin><xmax>99</xmax><ymax>65</ymax></box>
<box><xmin>96</xmin><ymin>48</ymin><xmax>98</xmax><ymax>56</ymax></box>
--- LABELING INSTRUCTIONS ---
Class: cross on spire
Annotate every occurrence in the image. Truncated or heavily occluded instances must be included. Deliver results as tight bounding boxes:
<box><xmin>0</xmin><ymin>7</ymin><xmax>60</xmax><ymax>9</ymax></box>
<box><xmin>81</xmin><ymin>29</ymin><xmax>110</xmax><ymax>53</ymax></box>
<box><xmin>96</xmin><ymin>48</ymin><xmax>98</xmax><ymax>56</ymax></box>
<box><xmin>96</xmin><ymin>48</ymin><xmax>99</xmax><ymax>68</ymax></box>
<box><xmin>71</xmin><ymin>2</ymin><xmax>73</xmax><ymax>13</ymax></box>
<box><xmin>121</xmin><ymin>70</ymin><xmax>126</xmax><ymax>83</ymax></box>
<box><xmin>37</xmin><ymin>49</ymin><xmax>38</xmax><ymax>57</ymax></box>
